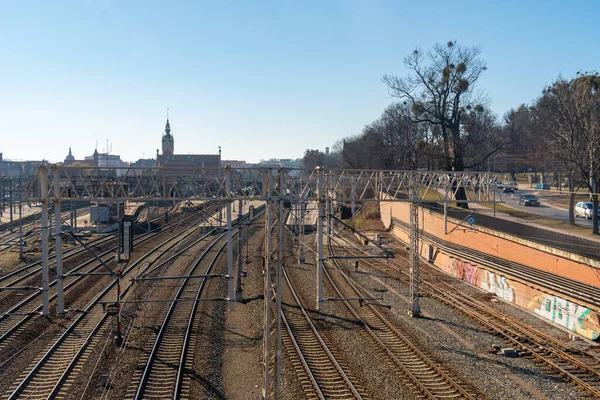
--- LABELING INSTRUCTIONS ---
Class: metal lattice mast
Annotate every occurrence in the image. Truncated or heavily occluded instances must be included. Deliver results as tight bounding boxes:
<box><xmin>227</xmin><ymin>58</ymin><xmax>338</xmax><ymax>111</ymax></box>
<box><xmin>262</xmin><ymin>169</ymin><xmax>282</xmax><ymax>399</ymax></box>
<box><xmin>39</xmin><ymin>167</ymin><xmax>50</xmax><ymax>316</ymax></box>
<box><xmin>53</xmin><ymin>167</ymin><xmax>64</xmax><ymax>315</ymax></box>
<box><xmin>225</xmin><ymin>166</ymin><xmax>235</xmax><ymax>311</ymax></box>
<box><xmin>408</xmin><ymin>177</ymin><xmax>421</xmax><ymax>317</ymax></box>
<box><xmin>276</xmin><ymin>170</ymin><xmax>284</xmax><ymax>397</ymax></box>
<box><xmin>262</xmin><ymin>170</ymin><xmax>272</xmax><ymax>399</ymax></box>
<box><xmin>235</xmin><ymin>198</ymin><xmax>243</xmax><ymax>301</ymax></box>
<box><xmin>316</xmin><ymin>167</ymin><xmax>324</xmax><ymax>310</ymax></box>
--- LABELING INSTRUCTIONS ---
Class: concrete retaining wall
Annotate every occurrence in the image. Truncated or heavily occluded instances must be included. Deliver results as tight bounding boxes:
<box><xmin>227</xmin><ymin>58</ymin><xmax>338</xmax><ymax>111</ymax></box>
<box><xmin>381</xmin><ymin>199</ymin><xmax>600</xmax><ymax>340</ymax></box>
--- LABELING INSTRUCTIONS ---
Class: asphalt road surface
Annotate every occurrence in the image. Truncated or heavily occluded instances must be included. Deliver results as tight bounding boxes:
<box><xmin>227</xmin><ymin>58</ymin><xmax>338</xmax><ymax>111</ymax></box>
<box><xmin>500</xmin><ymin>187</ymin><xmax>595</xmax><ymax>228</ymax></box>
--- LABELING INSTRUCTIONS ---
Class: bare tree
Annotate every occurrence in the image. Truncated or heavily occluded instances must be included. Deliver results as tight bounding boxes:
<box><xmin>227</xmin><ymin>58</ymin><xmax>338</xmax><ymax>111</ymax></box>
<box><xmin>533</xmin><ymin>73</ymin><xmax>600</xmax><ymax>233</ymax></box>
<box><xmin>334</xmin><ymin>103</ymin><xmax>430</xmax><ymax>170</ymax></box>
<box><xmin>496</xmin><ymin>106</ymin><xmax>540</xmax><ymax>177</ymax></box>
<box><xmin>383</xmin><ymin>41</ymin><xmax>489</xmax><ymax>208</ymax></box>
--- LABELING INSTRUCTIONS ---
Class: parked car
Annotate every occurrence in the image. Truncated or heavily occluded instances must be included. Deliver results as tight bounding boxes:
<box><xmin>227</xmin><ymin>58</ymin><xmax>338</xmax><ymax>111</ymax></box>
<box><xmin>575</xmin><ymin>202</ymin><xmax>600</xmax><ymax>219</ymax></box>
<box><xmin>519</xmin><ymin>194</ymin><xmax>540</xmax><ymax>206</ymax></box>
<box><xmin>535</xmin><ymin>183</ymin><xmax>550</xmax><ymax>190</ymax></box>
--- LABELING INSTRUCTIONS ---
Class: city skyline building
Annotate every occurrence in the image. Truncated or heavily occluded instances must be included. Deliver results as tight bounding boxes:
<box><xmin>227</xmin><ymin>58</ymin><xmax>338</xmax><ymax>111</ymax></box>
<box><xmin>156</xmin><ymin>117</ymin><xmax>221</xmax><ymax>170</ymax></box>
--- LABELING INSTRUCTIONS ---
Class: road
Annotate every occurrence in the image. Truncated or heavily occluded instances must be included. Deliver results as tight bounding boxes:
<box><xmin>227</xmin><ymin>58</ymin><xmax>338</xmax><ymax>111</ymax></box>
<box><xmin>500</xmin><ymin>187</ymin><xmax>595</xmax><ymax>228</ymax></box>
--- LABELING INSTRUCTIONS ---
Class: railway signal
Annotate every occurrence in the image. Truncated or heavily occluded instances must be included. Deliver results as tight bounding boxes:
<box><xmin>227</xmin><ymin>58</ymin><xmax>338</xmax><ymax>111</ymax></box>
<box><xmin>118</xmin><ymin>218</ymin><xmax>134</xmax><ymax>262</ymax></box>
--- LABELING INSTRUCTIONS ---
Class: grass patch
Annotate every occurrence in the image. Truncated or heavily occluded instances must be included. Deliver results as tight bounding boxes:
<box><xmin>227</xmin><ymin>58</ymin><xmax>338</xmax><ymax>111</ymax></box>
<box><xmin>346</xmin><ymin>203</ymin><xmax>384</xmax><ymax>231</ymax></box>
<box><xmin>0</xmin><ymin>252</ymin><xmax>29</xmax><ymax>273</ymax></box>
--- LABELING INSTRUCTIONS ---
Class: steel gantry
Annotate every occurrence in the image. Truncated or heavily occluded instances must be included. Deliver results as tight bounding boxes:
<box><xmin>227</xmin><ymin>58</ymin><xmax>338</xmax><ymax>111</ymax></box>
<box><xmin>15</xmin><ymin>165</ymin><xmax>503</xmax><ymax>399</ymax></box>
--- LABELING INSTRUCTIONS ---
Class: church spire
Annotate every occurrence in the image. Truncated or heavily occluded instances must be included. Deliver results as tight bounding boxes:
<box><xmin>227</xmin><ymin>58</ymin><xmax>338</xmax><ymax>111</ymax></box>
<box><xmin>65</xmin><ymin>145</ymin><xmax>75</xmax><ymax>162</ymax></box>
<box><xmin>165</xmin><ymin>118</ymin><xmax>171</xmax><ymax>136</ymax></box>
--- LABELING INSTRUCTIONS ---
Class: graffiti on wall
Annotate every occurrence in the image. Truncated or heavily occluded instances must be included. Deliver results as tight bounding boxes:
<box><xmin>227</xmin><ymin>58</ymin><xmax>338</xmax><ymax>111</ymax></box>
<box><xmin>527</xmin><ymin>294</ymin><xmax>600</xmax><ymax>340</ymax></box>
<box><xmin>481</xmin><ymin>270</ymin><xmax>516</xmax><ymax>303</ymax></box>
<box><xmin>444</xmin><ymin>259</ymin><xmax>515</xmax><ymax>302</ymax></box>
<box><xmin>443</xmin><ymin>258</ymin><xmax>599</xmax><ymax>340</ymax></box>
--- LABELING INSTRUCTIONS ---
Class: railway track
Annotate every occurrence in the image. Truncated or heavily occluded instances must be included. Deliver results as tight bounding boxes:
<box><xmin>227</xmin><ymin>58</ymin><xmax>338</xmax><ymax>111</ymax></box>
<box><xmin>0</xmin><ymin>207</ymin><xmax>216</xmax><ymax>353</ymax></box>
<box><xmin>0</xmin><ymin>202</ymin><xmax>185</xmax><ymax>292</ymax></box>
<box><xmin>282</xmin><ymin>265</ymin><xmax>366</xmax><ymax>399</ymax></box>
<box><xmin>0</xmin><ymin>206</ymin><xmax>87</xmax><ymax>255</ymax></box>
<box><xmin>0</xmin><ymin>202</ymin><xmax>217</xmax><ymax>308</ymax></box>
<box><xmin>0</xmin><ymin>235</ymin><xmax>114</xmax><ymax>305</ymax></box>
<box><xmin>332</xmin><ymin>234</ymin><xmax>600</xmax><ymax>397</ymax></box>
<box><xmin>128</xmin><ymin>206</ymin><xmax>262</xmax><ymax>399</ymax></box>
<box><xmin>3</xmin><ymin>212</ymin><xmax>210</xmax><ymax>400</ymax></box>
<box><xmin>129</xmin><ymin>232</ymin><xmax>229</xmax><ymax>399</ymax></box>
<box><xmin>326</xmin><ymin>238</ymin><xmax>476</xmax><ymax>400</ymax></box>
<box><xmin>392</xmin><ymin>218</ymin><xmax>600</xmax><ymax>308</ymax></box>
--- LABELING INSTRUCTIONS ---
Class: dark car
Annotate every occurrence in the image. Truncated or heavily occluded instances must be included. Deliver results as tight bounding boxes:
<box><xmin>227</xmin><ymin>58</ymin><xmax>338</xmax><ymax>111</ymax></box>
<box><xmin>503</xmin><ymin>186</ymin><xmax>514</xmax><ymax>193</ymax></box>
<box><xmin>519</xmin><ymin>194</ymin><xmax>540</xmax><ymax>206</ymax></box>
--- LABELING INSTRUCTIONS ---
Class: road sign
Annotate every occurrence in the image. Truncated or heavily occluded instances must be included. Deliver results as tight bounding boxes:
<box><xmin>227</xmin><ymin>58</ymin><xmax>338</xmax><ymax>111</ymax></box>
<box><xmin>466</xmin><ymin>215</ymin><xmax>476</xmax><ymax>226</ymax></box>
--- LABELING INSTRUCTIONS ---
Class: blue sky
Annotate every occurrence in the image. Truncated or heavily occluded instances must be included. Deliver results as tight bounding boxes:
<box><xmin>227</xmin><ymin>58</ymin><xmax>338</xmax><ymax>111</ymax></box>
<box><xmin>1</xmin><ymin>0</ymin><xmax>599</xmax><ymax>163</ymax></box>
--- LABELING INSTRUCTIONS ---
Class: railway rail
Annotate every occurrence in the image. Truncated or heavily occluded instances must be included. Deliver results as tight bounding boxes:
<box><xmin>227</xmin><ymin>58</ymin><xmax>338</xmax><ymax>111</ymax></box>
<box><xmin>332</xmin><ymin>233</ymin><xmax>600</xmax><ymax>397</ymax></box>
<box><xmin>282</xmin><ymin>265</ymin><xmax>366</xmax><ymax>399</ymax></box>
<box><xmin>0</xmin><ymin>205</ymin><xmax>163</xmax><ymax>296</ymax></box>
<box><xmin>0</xmin><ymin>201</ymin><xmax>187</xmax><ymax>291</ymax></box>
<box><xmin>326</xmin><ymin>238</ymin><xmax>476</xmax><ymax>400</ymax></box>
<box><xmin>392</xmin><ymin>218</ymin><xmax>600</xmax><ymax>309</ymax></box>
<box><xmin>0</xmin><ymin>201</ymin><xmax>216</xmax><ymax>308</ymax></box>
<box><xmin>129</xmin><ymin>206</ymin><xmax>262</xmax><ymax>399</ymax></box>
<box><xmin>3</xmin><ymin>211</ymin><xmax>212</xmax><ymax>400</ymax></box>
<box><xmin>0</xmin><ymin>206</ymin><xmax>87</xmax><ymax>255</ymax></box>
<box><xmin>130</xmin><ymin>232</ymin><xmax>229</xmax><ymax>399</ymax></box>
<box><xmin>0</xmin><ymin>205</ymin><xmax>217</xmax><ymax>352</ymax></box>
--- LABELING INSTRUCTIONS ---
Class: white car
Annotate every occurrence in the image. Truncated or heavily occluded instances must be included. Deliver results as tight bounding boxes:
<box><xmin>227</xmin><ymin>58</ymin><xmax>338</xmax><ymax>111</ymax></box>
<box><xmin>575</xmin><ymin>202</ymin><xmax>600</xmax><ymax>219</ymax></box>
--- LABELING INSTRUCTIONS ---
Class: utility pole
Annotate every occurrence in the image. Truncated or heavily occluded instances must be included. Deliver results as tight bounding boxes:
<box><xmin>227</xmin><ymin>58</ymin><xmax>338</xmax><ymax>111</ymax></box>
<box><xmin>493</xmin><ymin>182</ymin><xmax>497</xmax><ymax>217</ymax></box>
<box><xmin>225</xmin><ymin>166</ymin><xmax>234</xmax><ymax>311</ymax></box>
<box><xmin>19</xmin><ymin>198</ymin><xmax>23</xmax><ymax>261</ymax></box>
<box><xmin>263</xmin><ymin>169</ymin><xmax>272</xmax><ymax>398</ymax></box>
<box><xmin>235</xmin><ymin>198</ymin><xmax>243</xmax><ymax>301</ymax></box>
<box><xmin>276</xmin><ymin>170</ymin><xmax>283</xmax><ymax>398</ymax></box>
<box><xmin>351</xmin><ymin>175</ymin><xmax>356</xmax><ymax>216</ymax></box>
<box><xmin>262</xmin><ymin>167</ymin><xmax>283</xmax><ymax>400</ymax></box>
<box><xmin>147</xmin><ymin>202</ymin><xmax>151</xmax><ymax>233</ymax></box>
<box><xmin>246</xmin><ymin>206</ymin><xmax>250</xmax><ymax>263</ymax></box>
<box><xmin>73</xmin><ymin>198</ymin><xmax>77</xmax><ymax>232</ymax></box>
<box><xmin>444</xmin><ymin>202</ymin><xmax>448</xmax><ymax>234</ymax></box>
<box><xmin>408</xmin><ymin>179</ymin><xmax>420</xmax><ymax>317</ymax></box>
<box><xmin>316</xmin><ymin>167</ymin><xmax>324</xmax><ymax>310</ymax></box>
<box><xmin>0</xmin><ymin>179</ymin><xmax>3</xmax><ymax>220</ymax></box>
<box><xmin>40</xmin><ymin>167</ymin><xmax>50</xmax><ymax>316</ymax></box>
<box><xmin>330</xmin><ymin>196</ymin><xmax>335</xmax><ymax>235</ymax></box>
<box><xmin>9</xmin><ymin>178</ymin><xmax>13</xmax><ymax>233</ymax></box>
<box><xmin>299</xmin><ymin>200</ymin><xmax>305</xmax><ymax>263</ymax></box>
<box><xmin>325</xmin><ymin>198</ymin><xmax>330</xmax><ymax>236</ymax></box>
<box><xmin>48</xmin><ymin>200</ymin><xmax>53</xmax><ymax>241</ymax></box>
<box><xmin>278</xmin><ymin>170</ymin><xmax>284</xmax><ymax>260</ymax></box>
<box><xmin>54</xmin><ymin>167</ymin><xmax>64</xmax><ymax>315</ymax></box>
<box><xmin>70</xmin><ymin>197</ymin><xmax>74</xmax><ymax>234</ymax></box>
<box><xmin>297</xmin><ymin>176</ymin><xmax>305</xmax><ymax>264</ymax></box>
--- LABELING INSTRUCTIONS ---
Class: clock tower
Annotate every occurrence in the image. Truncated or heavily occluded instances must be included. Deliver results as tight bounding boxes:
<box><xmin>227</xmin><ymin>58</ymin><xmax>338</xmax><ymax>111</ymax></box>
<box><xmin>161</xmin><ymin>118</ymin><xmax>174</xmax><ymax>156</ymax></box>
